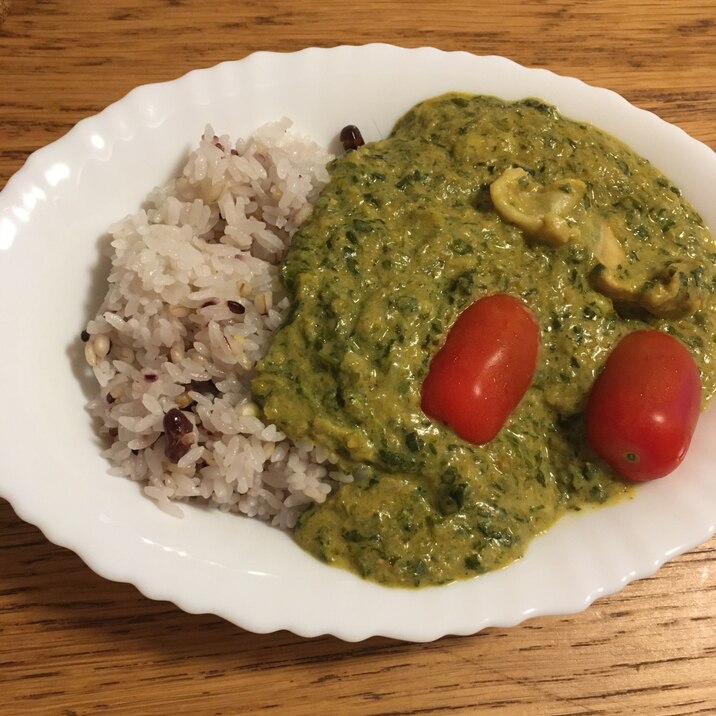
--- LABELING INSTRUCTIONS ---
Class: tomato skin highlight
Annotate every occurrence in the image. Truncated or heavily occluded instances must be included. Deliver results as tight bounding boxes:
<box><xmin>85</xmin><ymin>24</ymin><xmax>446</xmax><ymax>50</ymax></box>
<box><xmin>420</xmin><ymin>294</ymin><xmax>540</xmax><ymax>445</ymax></box>
<box><xmin>585</xmin><ymin>330</ymin><xmax>702</xmax><ymax>481</ymax></box>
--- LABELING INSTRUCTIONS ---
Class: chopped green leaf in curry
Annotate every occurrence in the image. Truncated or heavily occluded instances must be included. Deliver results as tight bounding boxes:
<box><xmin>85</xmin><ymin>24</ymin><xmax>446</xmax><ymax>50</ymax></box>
<box><xmin>252</xmin><ymin>93</ymin><xmax>716</xmax><ymax>587</ymax></box>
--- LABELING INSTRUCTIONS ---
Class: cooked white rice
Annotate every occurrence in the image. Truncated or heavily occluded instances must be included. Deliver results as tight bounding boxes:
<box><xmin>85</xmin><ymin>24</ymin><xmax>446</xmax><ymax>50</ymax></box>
<box><xmin>84</xmin><ymin>120</ymin><xmax>351</xmax><ymax>527</ymax></box>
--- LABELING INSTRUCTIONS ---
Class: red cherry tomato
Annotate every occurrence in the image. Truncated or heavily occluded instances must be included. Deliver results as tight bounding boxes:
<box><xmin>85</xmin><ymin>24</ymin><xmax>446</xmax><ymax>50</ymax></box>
<box><xmin>421</xmin><ymin>294</ymin><xmax>540</xmax><ymax>445</ymax></box>
<box><xmin>585</xmin><ymin>330</ymin><xmax>702</xmax><ymax>481</ymax></box>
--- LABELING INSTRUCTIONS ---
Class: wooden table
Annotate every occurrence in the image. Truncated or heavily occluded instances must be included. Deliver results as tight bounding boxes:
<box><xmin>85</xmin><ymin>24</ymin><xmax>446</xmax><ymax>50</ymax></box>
<box><xmin>2</xmin><ymin>1</ymin><xmax>715</xmax><ymax>713</ymax></box>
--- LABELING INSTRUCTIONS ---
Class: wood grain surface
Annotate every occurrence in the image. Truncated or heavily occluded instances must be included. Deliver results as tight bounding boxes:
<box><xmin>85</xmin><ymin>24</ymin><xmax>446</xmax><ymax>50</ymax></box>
<box><xmin>1</xmin><ymin>1</ymin><xmax>715</xmax><ymax>713</ymax></box>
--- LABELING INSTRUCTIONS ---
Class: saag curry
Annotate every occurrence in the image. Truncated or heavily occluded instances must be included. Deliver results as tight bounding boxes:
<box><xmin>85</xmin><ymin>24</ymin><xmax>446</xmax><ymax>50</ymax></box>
<box><xmin>252</xmin><ymin>93</ymin><xmax>716</xmax><ymax>587</ymax></box>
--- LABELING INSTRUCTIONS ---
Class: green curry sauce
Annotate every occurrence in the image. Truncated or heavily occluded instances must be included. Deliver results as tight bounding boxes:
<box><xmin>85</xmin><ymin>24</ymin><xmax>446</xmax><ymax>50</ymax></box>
<box><xmin>253</xmin><ymin>94</ymin><xmax>716</xmax><ymax>587</ymax></box>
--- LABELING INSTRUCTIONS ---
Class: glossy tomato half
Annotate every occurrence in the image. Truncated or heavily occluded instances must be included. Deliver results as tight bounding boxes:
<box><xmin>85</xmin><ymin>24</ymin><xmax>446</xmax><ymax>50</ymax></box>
<box><xmin>585</xmin><ymin>330</ymin><xmax>702</xmax><ymax>481</ymax></box>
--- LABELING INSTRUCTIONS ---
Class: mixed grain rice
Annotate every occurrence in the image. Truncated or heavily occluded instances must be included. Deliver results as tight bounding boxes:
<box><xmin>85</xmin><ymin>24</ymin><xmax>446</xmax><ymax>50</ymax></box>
<box><xmin>84</xmin><ymin>121</ymin><xmax>351</xmax><ymax>527</ymax></box>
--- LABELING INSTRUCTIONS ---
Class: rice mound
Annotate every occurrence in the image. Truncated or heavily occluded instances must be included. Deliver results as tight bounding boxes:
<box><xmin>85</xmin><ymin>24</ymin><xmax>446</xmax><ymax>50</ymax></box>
<box><xmin>84</xmin><ymin>121</ymin><xmax>351</xmax><ymax>527</ymax></box>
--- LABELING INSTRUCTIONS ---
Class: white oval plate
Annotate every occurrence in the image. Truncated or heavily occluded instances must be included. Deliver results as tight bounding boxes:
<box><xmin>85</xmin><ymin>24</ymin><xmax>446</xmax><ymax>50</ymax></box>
<box><xmin>1</xmin><ymin>45</ymin><xmax>715</xmax><ymax>642</ymax></box>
